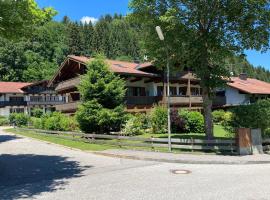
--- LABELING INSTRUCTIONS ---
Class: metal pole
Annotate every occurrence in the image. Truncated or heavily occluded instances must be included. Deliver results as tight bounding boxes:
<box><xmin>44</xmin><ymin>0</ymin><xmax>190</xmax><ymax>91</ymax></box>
<box><xmin>166</xmin><ymin>48</ymin><xmax>172</xmax><ymax>152</ymax></box>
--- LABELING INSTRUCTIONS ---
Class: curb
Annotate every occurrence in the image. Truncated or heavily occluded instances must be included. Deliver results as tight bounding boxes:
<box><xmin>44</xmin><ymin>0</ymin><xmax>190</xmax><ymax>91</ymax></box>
<box><xmin>92</xmin><ymin>152</ymin><xmax>270</xmax><ymax>165</ymax></box>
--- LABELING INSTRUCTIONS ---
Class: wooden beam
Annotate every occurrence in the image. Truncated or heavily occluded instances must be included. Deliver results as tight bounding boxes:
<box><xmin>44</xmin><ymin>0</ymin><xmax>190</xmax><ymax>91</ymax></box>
<box><xmin>130</xmin><ymin>77</ymin><xmax>142</xmax><ymax>82</ymax></box>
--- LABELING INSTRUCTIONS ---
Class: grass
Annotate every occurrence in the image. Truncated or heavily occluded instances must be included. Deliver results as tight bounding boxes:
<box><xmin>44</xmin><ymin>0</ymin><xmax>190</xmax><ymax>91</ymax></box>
<box><xmin>141</xmin><ymin>125</ymin><xmax>233</xmax><ymax>139</ymax></box>
<box><xmin>5</xmin><ymin>128</ymin><xmax>113</xmax><ymax>151</ymax></box>
<box><xmin>4</xmin><ymin>125</ymin><xmax>233</xmax><ymax>155</ymax></box>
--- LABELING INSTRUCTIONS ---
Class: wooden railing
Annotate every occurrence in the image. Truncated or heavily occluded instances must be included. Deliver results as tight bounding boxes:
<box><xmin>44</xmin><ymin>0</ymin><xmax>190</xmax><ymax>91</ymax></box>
<box><xmin>163</xmin><ymin>96</ymin><xmax>203</xmax><ymax>104</ymax></box>
<box><xmin>16</xmin><ymin>128</ymin><xmax>236</xmax><ymax>153</ymax></box>
<box><xmin>55</xmin><ymin>77</ymin><xmax>80</xmax><ymax>92</ymax></box>
<box><xmin>55</xmin><ymin>101</ymin><xmax>80</xmax><ymax>112</ymax></box>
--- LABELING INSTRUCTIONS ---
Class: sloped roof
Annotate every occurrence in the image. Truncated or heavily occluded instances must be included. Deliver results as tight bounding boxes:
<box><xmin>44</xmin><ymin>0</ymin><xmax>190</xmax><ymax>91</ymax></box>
<box><xmin>0</xmin><ymin>82</ymin><xmax>32</xmax><ymax>94</ymax></box>
<box><xmin>68</xmin><ymin>55</ymin><xmax>156</xmax><ymax>77</ymax></box>
<box><xmin>228</xmin><ymin>77</ymin><xmax>270</xmax><ymax>94</ymax></box>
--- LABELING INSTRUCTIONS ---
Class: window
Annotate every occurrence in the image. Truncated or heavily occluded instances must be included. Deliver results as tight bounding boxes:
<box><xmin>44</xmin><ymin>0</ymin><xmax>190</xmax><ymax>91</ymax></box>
<box><xmin>157</xmin><ymin>86</ymin><xmax>163</xmax><ymax>96</ymax></box>
<box><xmin>191</xmin><ymin>88</ymin><xmax>201</xmax><ymax>96</ymax></box>
<box><xmin>127</xmin><ymin>87</ymin><xmax>146</xmax><ymax>96</ymax></box>
<box><xmin>30</xmin><ymin>96</ymin><xmax>43</xmax><ymax>102</ymax></box>
<box><xmin>9</xmin><ymin>97</ymin><xmax>24</xmax><ymax>102</ymax></box>
<box><xmin>170</xmin><ymin>87</ymin><xmax>177</xmax><ymax>96</ymax></box>
<box><xmin>179</xmin><ymin>87</ymin><xmax>187</xmax><ymax>96</ymax></box>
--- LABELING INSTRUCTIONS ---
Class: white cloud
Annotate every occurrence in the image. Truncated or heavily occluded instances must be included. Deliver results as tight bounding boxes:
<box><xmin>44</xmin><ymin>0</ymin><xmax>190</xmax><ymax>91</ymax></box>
<box><xmin>80</xmin><ymin>16</ymin><xmax>98</xmax><ymax>24</ymax></box>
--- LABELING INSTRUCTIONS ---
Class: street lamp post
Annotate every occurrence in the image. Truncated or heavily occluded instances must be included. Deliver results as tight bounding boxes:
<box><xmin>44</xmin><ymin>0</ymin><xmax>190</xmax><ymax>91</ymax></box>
<box><xmin>155</xmin><ymin>26</ymin><xmax>172</xmax><ymax>152</ymax></box>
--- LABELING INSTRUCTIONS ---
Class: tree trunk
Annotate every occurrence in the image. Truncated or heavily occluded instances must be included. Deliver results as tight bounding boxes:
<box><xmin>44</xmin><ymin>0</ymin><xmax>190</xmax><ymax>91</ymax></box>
<box><xmin>202</xmin><ymin>85</ymin><xmax>214</xmax><ymax>139</ymax></box>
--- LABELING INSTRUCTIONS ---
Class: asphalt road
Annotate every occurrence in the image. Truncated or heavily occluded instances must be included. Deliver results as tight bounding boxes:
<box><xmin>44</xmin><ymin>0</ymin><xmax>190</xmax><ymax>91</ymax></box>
<box><xmin>1</xmin><ymin>128</ymin><xmax>270</xmax><ymax>200</ymax></box>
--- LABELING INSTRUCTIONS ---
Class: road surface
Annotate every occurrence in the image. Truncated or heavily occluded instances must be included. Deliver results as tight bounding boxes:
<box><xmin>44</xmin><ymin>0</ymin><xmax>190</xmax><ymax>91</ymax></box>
<box><xmin>1</xmin><ymin>127</ymin><xmax>270</xmax><ymax>200</ymax></box>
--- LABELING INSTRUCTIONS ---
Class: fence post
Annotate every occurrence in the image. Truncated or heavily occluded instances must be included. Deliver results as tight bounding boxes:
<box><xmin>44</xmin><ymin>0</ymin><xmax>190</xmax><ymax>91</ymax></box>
<box><xmin>151</xmin><ymin>136</ymin><xmax>154</xmax><ymax>151</ymax></box>
<box><xmin>236</xmin><ymin>128</ymin><xmax>252</xmax><ymax>155</ymax></box>
<box><xmin>251</xmin><ymin>129</ymin><xmax>263</xmax><ymax>154</ymax></box>
<box><xmin>191</xmin><ymin>137</ymin><xmax>194</xmax><ymax>152</ymax></box>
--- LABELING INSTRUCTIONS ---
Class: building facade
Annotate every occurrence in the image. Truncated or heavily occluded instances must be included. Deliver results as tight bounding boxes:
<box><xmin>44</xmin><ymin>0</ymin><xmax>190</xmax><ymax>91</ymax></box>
<box><xmin>213</xmin><ymin>73</ymin><xmax>270</xmax><ymax>108</ymax></box>
<box><xmin>48</xmin><ymin>55</ymin><xmax>203</xmax><ymax>114</ymax></box>
<box><xmin>0</xmin><ymin>81</ymin><xmax>65</xmax><ymax>117</ymax></box>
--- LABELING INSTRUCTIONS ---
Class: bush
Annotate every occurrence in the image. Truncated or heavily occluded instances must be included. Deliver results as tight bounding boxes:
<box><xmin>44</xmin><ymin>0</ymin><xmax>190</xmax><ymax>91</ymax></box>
<box><xmin>150</xmin><ymin>106</ymin><xmax>167</xmax><ymax>134</ymax></box>
<box><xmin>212</xmin><ymin>110</ymin><xmax>226</xmax><ymax>124</ymax></box>
<box><xmin>30</xmin><ymin>117</ymin><xmax>43</xmax><ymax>129</ymax></box>
<box><xmin>43</xmin><ymin>112</ymin><xmax>78</xmax><ymax>131</ymax></box>
<box><xmin>264</xmin><ymin>128</ymin><xmax>270</xmax><ymax>138</ymax></box>
<box><xmin>178</xmin><ymin>109</ymin><xmax>204</xmax><ymax>133</ymax></box>
<box><xmin>121</xmin><ymin>113</ymin><xmax>151</xmax><ymax>136</ymax></box>
<box><xmin>76</xmin><ymin>101</ymin><xmax>127</xmax><ymax>133</ymax></box>
<box><xmin>230</xmin><ymin>99</ymin><xmax>270</xmax><ymax>134</ymax></box>
<box><xmin>9</xmin><ymin>113</ymin><xmax>29</xmax><ymax>127</ymax></box>
<box><xmin>31</xmin><ymin>108</ymin><xmax>44</xmax><ymax>118</ymax></box>
<box><xmin>0</xmin><ymin>116</ymin><xmax>9</xmax><ymax>126</ymax></box>
<box><xmin>170</xmin><ymin>109</ymin><xmax>185</xmax><ymax>132</ymax></box>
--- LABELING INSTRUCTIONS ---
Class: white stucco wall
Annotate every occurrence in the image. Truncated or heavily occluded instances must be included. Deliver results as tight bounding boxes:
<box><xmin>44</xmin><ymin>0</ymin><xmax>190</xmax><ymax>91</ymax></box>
<box><xmin>225</xmin><ymin>87</ymin><xmax>249</xmax><ymax>105</ymax></box>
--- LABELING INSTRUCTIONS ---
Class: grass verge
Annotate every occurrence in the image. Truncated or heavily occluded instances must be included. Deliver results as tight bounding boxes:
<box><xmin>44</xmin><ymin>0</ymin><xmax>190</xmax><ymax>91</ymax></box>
<box><xmin>5</xmin><ymin>128</ymin><xmax>113</xmax><ymax>151</ymax></box>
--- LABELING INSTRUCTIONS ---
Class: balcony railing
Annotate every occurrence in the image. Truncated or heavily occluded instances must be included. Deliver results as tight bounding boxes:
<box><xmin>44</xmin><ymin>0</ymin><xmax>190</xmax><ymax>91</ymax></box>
<box><xmin>162</xmin><ymin>95</ymin><xmax>203</xmax><ymax>104</ymax></box>
<box><xmin>55</xmin><ymin>77</ymin><xmax>80</xmax><ymax>92</ymax></box>
<box><xmin>0</xmin><ymin>101</ymin><xmax>27</xmax><ymax>107</ymax></box>
<box><xmin>27</xmin><ymin>101</ymin><xmax>65</xmax><ymax>106</ymax></box>
<box><xmin>125</xmin><ymin>96</ymin><xmax>161</xmax><ymax>105</ymax></box>
<box><xmin>55</xmin><ymin>101</ymin><xmax>80</xmax><ymax>112</ymax></box>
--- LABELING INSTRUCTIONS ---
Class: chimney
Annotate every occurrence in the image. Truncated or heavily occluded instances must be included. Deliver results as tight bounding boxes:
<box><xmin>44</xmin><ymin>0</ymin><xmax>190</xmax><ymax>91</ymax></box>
<box><xmin>239</xmin><ymin>73</ymin><xmax>248</xmax><ymax>80</ymax></box>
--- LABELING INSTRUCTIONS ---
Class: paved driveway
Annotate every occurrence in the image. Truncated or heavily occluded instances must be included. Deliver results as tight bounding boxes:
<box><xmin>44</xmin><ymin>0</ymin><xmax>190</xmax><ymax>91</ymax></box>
<box><xmin>1</xmin><ymin>128</ymin><xmax>270</xmax><ymax>200</ymax></box>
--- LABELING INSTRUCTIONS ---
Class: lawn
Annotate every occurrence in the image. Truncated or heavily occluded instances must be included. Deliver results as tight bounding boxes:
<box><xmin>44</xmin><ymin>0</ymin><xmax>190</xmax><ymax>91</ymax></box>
<box><xmin>5</xmin><ymin>128</ymin><xmax>113</xmax><ymax>151</ymax></box>
<box><xmin>141</xmin><ymin>125</ymin><xmax>233</xmax><ymax>139</ymax></box>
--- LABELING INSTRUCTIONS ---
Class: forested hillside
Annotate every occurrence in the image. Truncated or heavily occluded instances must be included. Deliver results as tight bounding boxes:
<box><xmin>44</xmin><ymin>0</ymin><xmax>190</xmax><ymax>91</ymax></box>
<box><xmin>0</xmin><ymin>14</ymin><xmax>269</xmax><ymax>82</ymax></box>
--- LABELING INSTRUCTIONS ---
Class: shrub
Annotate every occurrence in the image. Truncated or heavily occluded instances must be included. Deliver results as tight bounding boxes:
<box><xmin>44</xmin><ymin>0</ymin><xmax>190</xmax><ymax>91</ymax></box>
<box><xmin>212</xmin><ymin>110</ymin><xmax>226</xmax><ymax>124</ymax></box>
<box><xmin>76</xmin><ymin>101</ymin><xmax>127</xmax><ymax>133</ymax></box>
<box><xmin>9</xmin><ymin>113</ymin><xmax>29</xmax><ymax>127</ymax></box>
<box><xmin>230</xmin><ymin>99</ymin><xmax>270</xmax><ymax>134</ymax></box>
<box><xmin>121</xmin><ymin>113</ymin><xmax>151</xmax><ymax>136</ymax></box>
<box><xmin>178</xmin><ymin>109</ymin><xmax>204</xmax><ymax>133</ymax></box>
<box><xmin>264</xmin><ymin>128</ymin><xmax>270</xmax><ymax>138</ymax></box>
<box><xmin>43</xmin><ymin>112</ymin><xmax>79</xmax><ymax>131</ymax></box>
<box><xmin>0</xmin><ymin>116</ymin><xmax>9</xmax><ymax>126</ymax></box>
<box><xmin>150</xmin><ymin>106</ymin><xmax>167</xmax><ymax>134</ymax></box>
<box><xmin>31</xmin><ymin>108</ymin><xmax>44</xmax><ymax>118</ymax></box>
<box><xmin>30</xmin><ymin>117</ymin><xmax>43</xmax><ymax>129</ymax></box>
<box><xmin>170</xmin><ymin>109</ymin><xmax>185</xmax><ymax>132</ymax></box>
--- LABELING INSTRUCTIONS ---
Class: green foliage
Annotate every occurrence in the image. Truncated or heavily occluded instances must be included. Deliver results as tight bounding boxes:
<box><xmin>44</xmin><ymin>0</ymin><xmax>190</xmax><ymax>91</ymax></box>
<box><xmin>9</xmin><ymin>113</ymin><xmax>29</xmax><ymax>127</ymax></box>
<box><xmin>130</xmin><ymin>0</ymin><xmax>270</xmax><ymax>137</ymax></box>
<box><xmin>30</xmin><ymin>117</ymin><xmax>43</xmax><ymax>129</ymax></box>
<box><xmin>179</xmin><ymin>109</ymin><xmax>204</xmax><ymax>133</ymax></box>
<box><xmin>31</xmin><ymin>108</ymin><xmax>44</xmax><ymax>118</ymax></box>
<box><xmin>150</xmin><ymin>106</ymin><xmax>168</xmax><ymax>134</ymax></box>
<box><xmin>212</xmin><ymin>110</ymin><xmax>226</xmax><ymax>124</ymax></box>
<box><xmin>76</xmin><ymin>56</ymin><xmax>127</xmax><ymax>133</ymax></box>
<box><xmin>43</xmin><ymin>112</ymin><xmax>78</xmax><ymax>131</ymax></box>
<box><xmin>0</xmin><ymin>116</ymin><xmax>9</xmax><ymax>126</ymax></box>
<box><xmin>0</xmin><ymin>0</ymin><xmax>56</xmax><ymax>39</ymax></box>
<box><xmin>230</xmin><ymin>100</ymin><xmax>270</xmax><ymax>136</ymax></box>
<box><xmin>121</xmin><ymin>113</ymin><xmax>150</xmax><ymax>136</ymax></box>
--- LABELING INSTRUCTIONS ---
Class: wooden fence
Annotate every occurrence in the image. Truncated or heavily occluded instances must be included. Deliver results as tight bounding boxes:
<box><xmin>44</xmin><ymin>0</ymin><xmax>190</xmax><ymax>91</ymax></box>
<box><xmin>16</xmin><ymin>128</ymin><xmax>236</xmax><ymax>153</ymax></box>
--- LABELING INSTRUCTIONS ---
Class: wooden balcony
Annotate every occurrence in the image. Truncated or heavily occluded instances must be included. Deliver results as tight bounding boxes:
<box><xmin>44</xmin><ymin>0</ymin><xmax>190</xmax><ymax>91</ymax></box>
<box><xmin>55</xmin><ymin>77</ymin><xmax>80</xmax><ymax>92</ymax></box>
<box><xmin>162</xmin><ymin>96</ymin><xmax>203</xmax><ymax>105</ymax></box>
<box><xmin>125</xmin><ymin>96</ymin><xmax>161</xmax><ymax>106</ymax></box>
<box><xmin>27</xmin><ymin>101</ymin><xmax>65</xmax><ymax>106</ymax></box>
<box><xmin>0</xmin><ymin>101</ymin><xmax>27</xmax><ymax>108</ymax></box>
<box><xmin>55</xmin><ymin>101</ymin><xmax>80</xmax><ymax>113</ymax></box>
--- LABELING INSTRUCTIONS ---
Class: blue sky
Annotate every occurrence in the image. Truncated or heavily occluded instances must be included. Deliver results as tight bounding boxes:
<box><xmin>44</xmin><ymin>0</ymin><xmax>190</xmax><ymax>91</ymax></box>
<box><xmin>36</xmin><ymin>0</ymin><xmax>270</xmax><ymax>69</ymax></box>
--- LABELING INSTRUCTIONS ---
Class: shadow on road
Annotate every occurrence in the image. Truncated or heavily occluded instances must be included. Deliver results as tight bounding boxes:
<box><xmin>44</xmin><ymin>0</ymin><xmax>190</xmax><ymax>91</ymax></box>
<box><xmin>0</xmin><ymin>154</ymin><xmax>91</xmax><ymax>200</ymax></box>
<box><xmin>0</xmin><ymin>134</ymin><xmax>21</xmax><ymax>144</ymax></box>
